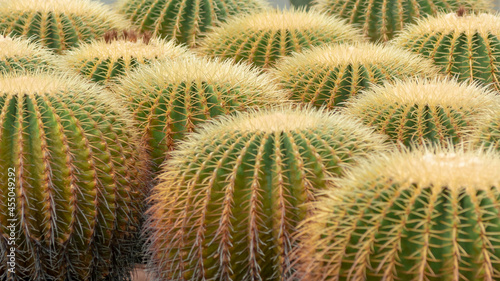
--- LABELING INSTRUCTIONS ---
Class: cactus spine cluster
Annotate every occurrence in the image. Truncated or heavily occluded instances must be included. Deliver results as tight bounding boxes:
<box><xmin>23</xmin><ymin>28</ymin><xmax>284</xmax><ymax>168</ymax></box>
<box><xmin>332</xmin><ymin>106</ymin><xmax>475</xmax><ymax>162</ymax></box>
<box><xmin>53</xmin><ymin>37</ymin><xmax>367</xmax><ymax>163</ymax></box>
<box><xmin>59</xmin><ymin>30</ymin><xmax>191</xmax><ymax>85</ymax></box>
<box><xmin>0</xmin><ymin>0</ymin><xmax>130</xmax><ymax>53</ymax></box>
<box><xmin>198</xmin><ymin>9</ymin><xmax>364</xmax><ymax>68</ymax></box>
<box><xmin>0</xmin><ymin>35</ymin><xmax>55</xmax><ymax>73</ymax></box>
<box><xmin>116</xmin><ymin>0</ymin><xmax>268</xmax><ymax>47</ymax></box>
<box><xmin>344</xmin><ymin>78</ymin><xmax>500</xmax><ymax>147</ymax></box>
<box><xmin>292</xmin><ymin>146</ymin><xmax>500</xmax><ymax>280</ymax></box>
<box><xmin>475</xmin><ymin>114</ymin><xmax>500</xmax><ymax>150</ymax></box>
<box><xmin>113</xmin><ymin>57</ymin><xmax>289</xmax><ymax>170</ymax></box>
<box><xmin>0</xmin><ymin>71</ymin><xmax>148</xmax><ymax>280</ymax></box>
<box><xmin>145</xmin><ymin>106</ymin><xmax>390</xmax><ymax>280</ymax></box>
<box><xmin>313</xmin><ymin>0</ymin><xmax>491</xmax><ymax>41</ymax></box>
<box><xmin>271</xmin><ymin>43</ymin><xmax>440</xmax><ymax>109</ymax></box>
<box><xmin>394</xmin><ymin>12</ymin><xmax>500</xmax><ymax>91</ymax></box>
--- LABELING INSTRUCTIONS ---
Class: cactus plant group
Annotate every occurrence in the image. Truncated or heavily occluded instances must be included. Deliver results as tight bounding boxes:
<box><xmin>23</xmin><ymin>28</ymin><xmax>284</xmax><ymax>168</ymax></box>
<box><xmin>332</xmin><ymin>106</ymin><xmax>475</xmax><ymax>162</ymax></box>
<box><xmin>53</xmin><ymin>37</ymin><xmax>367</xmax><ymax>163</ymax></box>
<box><xmin>344</xmin><ymin>78</ymin><xmax>500</xmax><ymax>147</ymax></box>
<box><xmin>0</xmin><ymin>0</ymin><xmax>130</xmax><ymax>53</ymax></box>
<box><xmin>145</xmin><ymin>106</ymin><xmax>389</xmax><ymax>280</ymax></box>
<box><xmin>116</xmin><ymin>0</ymin><xmax>268</xmax><ymax>47</ymax></box>
<box><xmin>292</xmin><ymin>146</ymin><xmax>500</xmax><ymax>280</ymax></box>
<box><xmin>113</xmin><ymin>57</ymin><xmax>289</xmax><ymax>170</ymax></box>
<box><xmin>394</xmin><ymin>12</ymin><xmax>500</xmax><ymax>91</ymax></box>
<box><xmin>271</xmin><ymin>43</ymin><xmax>440</xmax><ymax>109</ymax></box>
<box><xmin>0</xmin><ymin>71</ymin><xmax>148</xmax><ymax>280</ymax></box>
<box><xmin>0</xmin><ymin>35</ymin><xmax>55</xmax><ymax>73</ymax></box>
<box><xmin>198</xmin><ymin>9</ymin><xmax>364</xmax><ymax>68</ymax></box>
<box><xmin>59</xmin><ymin>29</ymin><xmax>191</xmax><ymax>85</ymax></box>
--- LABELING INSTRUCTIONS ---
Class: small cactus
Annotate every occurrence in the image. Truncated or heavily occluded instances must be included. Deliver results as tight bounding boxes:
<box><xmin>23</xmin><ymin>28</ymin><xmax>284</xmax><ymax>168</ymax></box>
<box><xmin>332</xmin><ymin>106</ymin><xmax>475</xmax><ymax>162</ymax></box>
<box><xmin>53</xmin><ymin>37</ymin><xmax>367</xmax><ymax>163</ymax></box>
<box><xmin>344</xmin><ymin>78</ymin><xmax>500</xmax><ymax>148</ymax></box>
<box><xmin>116</xmin><ymin>0</ymin><xmax>268</xmax><ymax>47</ymax></box>
<box><xmin>113</xmin><ymin>57</ymin><xmax>289</xmax><ymax>171</ymax></box>
<box><xmin>0</xmin><ymin>35</ymin><xmax>55</xmax><ymax>73</ymax></box>
<box><xmin>0</xmin><ymin>0</ymin><xmax>130</xmax><ymax>53</ymax></box>
<box><xmin>313</xmin><ymin>0</ymin><xmax>491</xmax><ymax>42</ymax></box>
<box><xmin>394</xmin><ymin>12</ymin><xmax>500</xmax><ymax>91</ymax></box>
<box><xmin>292</xmin><ymin>146</ymin><xmax>500</xmax><ymax>281</ymax></box>
<box><xmin>198</xmin><ymin>9</ymin><xmax>364</xmax><ymax>68</ymax></box>
<box><xmin>271</xmin><ymin>43</ymin><xmax>440</xmax><ymax>109</ymax></box>
<box><xmin>0</xmin><ymin>71</ymin><xmax>148</xmax><ymax>280</ymax></box>
<box><xmin>145</xmin><ymin>106</ymin><xmax>390</xmax><ymax>280</ymax></box>
<box><xmin>59</xmin><ymin>29</ymin><xmax>192</xmax><ymax>85</ymax></box>
<box><xmin>474</xmin><ymin>114</ymin><xmax>500</xmax><ymax>150</ymax></box>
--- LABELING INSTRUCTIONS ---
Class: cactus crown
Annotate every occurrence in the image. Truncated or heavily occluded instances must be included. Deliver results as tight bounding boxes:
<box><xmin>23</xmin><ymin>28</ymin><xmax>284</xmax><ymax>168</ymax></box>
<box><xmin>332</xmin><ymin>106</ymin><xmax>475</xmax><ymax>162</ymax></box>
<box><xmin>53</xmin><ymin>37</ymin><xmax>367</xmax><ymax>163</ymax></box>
<box><xmin>0</xmin><ymin>35</ymin><xmax>54</xmax><ymax>72</ymax></box>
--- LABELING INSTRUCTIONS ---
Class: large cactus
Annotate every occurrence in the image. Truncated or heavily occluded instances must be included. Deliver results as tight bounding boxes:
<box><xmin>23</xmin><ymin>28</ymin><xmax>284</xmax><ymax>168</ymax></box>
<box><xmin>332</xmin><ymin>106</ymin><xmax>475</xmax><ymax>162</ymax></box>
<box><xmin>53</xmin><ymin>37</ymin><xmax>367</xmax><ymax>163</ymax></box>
<box><xmin>292</xmin><ymin>146</ymin><xmax>500</xmax><ymax>281</ymax></box>
<box><xmin>198</xmin><ymin>9</ymin><xmax>364</xmax><ymax>68</ymax></box>
<box><xmin>394</xmin><ymin>12</ymin><xmax>500</xmax><ymax>91</ymax></box>
<box><xmin>59</xmin><ymin>30</ymin><xmax>192</xmax><ymax>85</ymax></box>
<box><xmin>113</xmin><ymin>57</ymin><xmax>289</xmax><ymax>171</ymax></box>
<box><xmin>0</xmin><ymin>0</ymin><xmax>130</xmax><ymax>53</ymax></box>
<box><xmin>271</xmin><ymin>43</ymin><xmax>440</xmax><ymax>109</ymax></box>
<box><xmin>145</xmin><ymin>106</ymin><xmax>390</xmax><ymax>281</ymax></box>
<box><xmin>0</xmin><ymin>71</ymin><xmax>148</xmax><ymax>280</ymax></box>
<box><xmin>313</xmin><ymin>0</ymin><xmax>491</xmax><ymax>41</ymax></box>
<box><xmin>116</xmin><ymin>0</ymin><xmax>268</xmax><ymax>47</ymax></box>
<box><xmin>344</xmin><ymin>78</ymin><xmax>500</xmax><ymax>148</ymax></box>
<box><xmin>0</xmin><ymin>35</ymin><xmax>55</xmax><ymax>73</ymax></box>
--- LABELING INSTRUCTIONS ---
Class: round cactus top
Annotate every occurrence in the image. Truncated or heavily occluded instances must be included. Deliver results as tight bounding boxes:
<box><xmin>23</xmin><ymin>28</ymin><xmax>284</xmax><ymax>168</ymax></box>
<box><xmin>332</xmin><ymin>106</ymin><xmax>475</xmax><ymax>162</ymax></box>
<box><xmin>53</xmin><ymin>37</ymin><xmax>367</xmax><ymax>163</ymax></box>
<box><xmin>0</xmin><ymin>0</ymin><xmax>129</xmax><ymax>29</ymax></box>
<box><xmin>273</xmin><ymin>43</ymin><xmax>439</xmax><ymax>76</ymax></box>
<box><xmin>60</xmin><ymin>37</ymin><xmax>191</xmax><ymax>63</ymax></box>
<box><xmin>0</xmin><ymin>35</ymin><xmax>53</xmax><ymax>60</ymax></box>
<box><xmin>334</xmin><ymin>146</ymin><xmax>500</xmax><ymax>192</ymax></box>
<box><xmin>345</xmin><ymin>78</ymin><xmax>500</xmax><ymax>110</ymax></box>
<box><xmin>207</xmin><ymin>8</ymin><xmax>363</xmax><ymax>39</ymax></box>
<box><xmin>395</xmin><ymin>13</ymin><xmax>500</xmax><ymax>38</ymax></box>
<box><xmin>115</xmin><ymin>57</ymin><xmax>288</xmax><ymax>101</ymax></box>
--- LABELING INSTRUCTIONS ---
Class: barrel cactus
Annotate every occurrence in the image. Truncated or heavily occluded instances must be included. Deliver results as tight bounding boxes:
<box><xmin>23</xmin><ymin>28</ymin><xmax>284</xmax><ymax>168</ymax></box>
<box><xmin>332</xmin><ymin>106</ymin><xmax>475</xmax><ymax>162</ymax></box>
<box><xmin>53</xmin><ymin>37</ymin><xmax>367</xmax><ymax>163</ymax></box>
<box><xmin>198</xmin><ymin>9</ymin><xmax>364</xmax><ymax>68</ymax></box>
<box><xmin>474</xmin><ymin>114</ymin><xmax>500</xmax><ymax>150</ymax></box>
<box><xmin>116</xmin><ymin>0</ymin><xmax>268</xmax><ymax>47</ymax></box>
<box><xmin>313</xmin><ymin>0</ymin><xmax>491</xmax><ymax>41</ymax></box>
<box><xmin>271</xmin><ymin>43</ymin><xmax>440</xmax><ymax>109</ymax></box>
<box><xmin>59</xmin><ymin>30</ymin><xmax>191</xmax><ymax>85</ymax></box>
<box><xmin>292</xmin><ymin>146</ymin><xmax>500</xmax><ymax>280</ymax></box>
<box><xmin>113</xmin><ymin>57</ymin><xmax>289</xmax><ymax>171</ymax></box>
<box><xmin>0</xmin><ymin>0</ymin><xmax>130</xmax><ymax>53</ymax></box>
<box><xmin>344</xmin><ymin>78</ymin><xmax>500</xmax><ymax>148</ymax></box>
<box><xmin>145</xmin><ymin>106</ymin><xmax>390</xmax><ymax>280</ymax></box>
<box><xmin>0</xmin><ymin>35</ymin><xmax>55</xmax><ymax>73</ymax></box>
<box><xmin>0</xmin><ymin>71</ymin><xmax>148</xmax><ymax>280</ymax></box>
<box><xmin>394</xmin><ymin>12</ymin><xmax>500</xmax><ymax>91</ymax></box>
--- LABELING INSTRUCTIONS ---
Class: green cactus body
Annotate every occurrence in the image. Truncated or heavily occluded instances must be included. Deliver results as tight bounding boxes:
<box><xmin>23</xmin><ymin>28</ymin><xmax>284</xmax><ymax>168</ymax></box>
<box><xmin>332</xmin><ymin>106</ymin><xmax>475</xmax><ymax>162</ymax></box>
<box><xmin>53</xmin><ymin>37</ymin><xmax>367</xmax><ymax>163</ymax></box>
<box><xmin>313</xmin><ymin>0</ymin><xmax>491</xmax><ymax>42</ymax></box>
<box><xmin>0</xmin><ymin>35</ymin><xmax>55</xmax><ymax>73</ymax></box>
<box><xmin>198</xmin><ymin>9</ymin><xmax>364</xmax><ymax>68</ymax></box>
<box><xmin>113</xmin><ymin>57</ymin><xmax>289</xmax><ymax>171</ymax></box>
<box><xmin>145</xmin><ymin>106</ymin><xmax>390</xmax><ymax>280</ymax></box>
<box><xmin>59</xmin><ymin>37</ymin><xmax>191</xmax><ymax>85</ymax></box>
<box><xmin>0</xmin><ymin>0</ymin><xmax>130</xmax><ymax>53</ymax></box>
<box><xmin>293</xmin><ymin>147</ymin><xmax>500</xmax><ymax>281</ymax></box>
<box><xmin>344</xmin><ymin>78</ymin><xmax>500</xmax><ymax>148</ymax></box>
<box><xmin>0</xmin><ymin>71</ymin><xmax>148</xmax><ymax>280</ymax></box>
<box><xmin>271</xmin><ymin>43</ymin><xmax>440</xmax><ymax>109</ymax></box>
<box><xmin>393</xmin><ymin>13</ymin><xmax>500</xmax><ymax>91</ymax></box>
<box><xmin>116</xmin><ymin>0</ymin><xmax>268</xmax><ymax>48</ymax></box>
<box><xmin>475</xmin><ymin>114</ymin><xmax>500</xmax><ymax>150</ymax></box>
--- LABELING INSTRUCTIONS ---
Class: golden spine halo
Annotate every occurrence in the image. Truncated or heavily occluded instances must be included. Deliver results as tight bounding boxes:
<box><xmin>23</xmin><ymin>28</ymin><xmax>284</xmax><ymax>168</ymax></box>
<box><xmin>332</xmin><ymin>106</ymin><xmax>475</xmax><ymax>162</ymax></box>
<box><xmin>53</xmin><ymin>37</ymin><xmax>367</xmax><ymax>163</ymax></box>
<box><xmin>0</xmin><ymin>35</ymin><xmax>53</xmax><ymax>60</ymax></box>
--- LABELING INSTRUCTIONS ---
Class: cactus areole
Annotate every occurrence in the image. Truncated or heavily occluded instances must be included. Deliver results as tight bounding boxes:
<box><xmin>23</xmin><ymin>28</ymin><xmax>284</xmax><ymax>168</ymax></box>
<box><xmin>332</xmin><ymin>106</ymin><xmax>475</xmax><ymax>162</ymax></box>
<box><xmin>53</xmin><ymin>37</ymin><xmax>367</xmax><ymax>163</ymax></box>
<box><xmin>0</xmin><ymin>71</ymin><xmax>148</xmax><ymax>280</ymax></box>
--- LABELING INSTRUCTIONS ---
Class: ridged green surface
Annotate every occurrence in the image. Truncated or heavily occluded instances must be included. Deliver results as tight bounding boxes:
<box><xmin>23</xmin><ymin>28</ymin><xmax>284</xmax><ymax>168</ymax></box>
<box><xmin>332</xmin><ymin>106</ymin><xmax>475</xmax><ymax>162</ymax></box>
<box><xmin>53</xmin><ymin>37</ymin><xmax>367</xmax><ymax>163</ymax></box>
<box><xmin>271</xmin><ymin>43</ymin><xmax>440</xmax><ymax>109</ymax></box>
<box><xmin>0</xmin><ymin>71</ymin><xmax>148</xmax><ymax>280</ymax></box>
<box><xmin>116</xmin><ymin>0</ymin><xmax>268</xmax><ymax>47</ymax></box>
<box><xmin>145</xmin><ymin>106</ymin><xmax>390</xmax><ymax>280</ymax></box>
<box><xmin>0</xmin><ymin>0</ymin><xmax>130</xmax><ymax>53</ymax></box>
<box><xmin>198</xmin><ymin>9</ymin><xmax>364</xmax><ymax>68</ymax></box>
<box><xmin>0</xmin><ymin>36</ymin><xmax>55</xmax><ymax>73</ymax></box>
<box><xmin>475</xmin><ymin>114</ymin><xmax>500</xmax><ymax>150</ymax></box>
<box><xmin>394</xmin><ymin>13</ymin><xmax>500</xmax><ymax>91</ymax></box>
<box><xmin>344</xmin><ymin>78</ymin><xmax>500</xmax><ymax>148</ymax></box>
<box><xmin>113</xmin><ymin>57</ymin><xmax>289</xmax><ymax>171</ymax></box>
<box><xmin>60</xmin><ymin>37</ymin><xmax>191</xmax><ymax>85</ymax></box>
<box><xmin>293</xmin><ymin>147</ymin><xmax>500</xmax><ymax>280</ymax></box>
<box><xmin>313</xmin><ymin>0</ymin><xmax>491</xmax><ymax>41</ymax></box>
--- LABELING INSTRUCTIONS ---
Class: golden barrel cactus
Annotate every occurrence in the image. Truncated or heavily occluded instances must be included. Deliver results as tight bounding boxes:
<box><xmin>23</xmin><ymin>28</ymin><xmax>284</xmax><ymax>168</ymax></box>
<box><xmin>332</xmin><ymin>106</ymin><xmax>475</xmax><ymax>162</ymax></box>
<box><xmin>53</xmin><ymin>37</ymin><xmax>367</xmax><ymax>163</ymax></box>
<box><xmin>0</xmin><ymin>35</ymin><xmax>55</xmax><ymax>73</ymax></box>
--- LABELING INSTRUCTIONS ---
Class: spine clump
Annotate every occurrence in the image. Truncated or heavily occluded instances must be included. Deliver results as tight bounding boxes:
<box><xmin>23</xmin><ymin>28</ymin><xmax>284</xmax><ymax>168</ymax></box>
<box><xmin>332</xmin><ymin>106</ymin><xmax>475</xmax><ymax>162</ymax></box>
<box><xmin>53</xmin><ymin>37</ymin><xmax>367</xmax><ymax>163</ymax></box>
<box><xmin>0</xmin><ymin>35</ymin><xmax>55</xmax><ymax>72</ymax></box>
<box><xmin>145</xmin><ymin>106</ymin><xmax>390</xmax><ymax>280</ymax></box>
